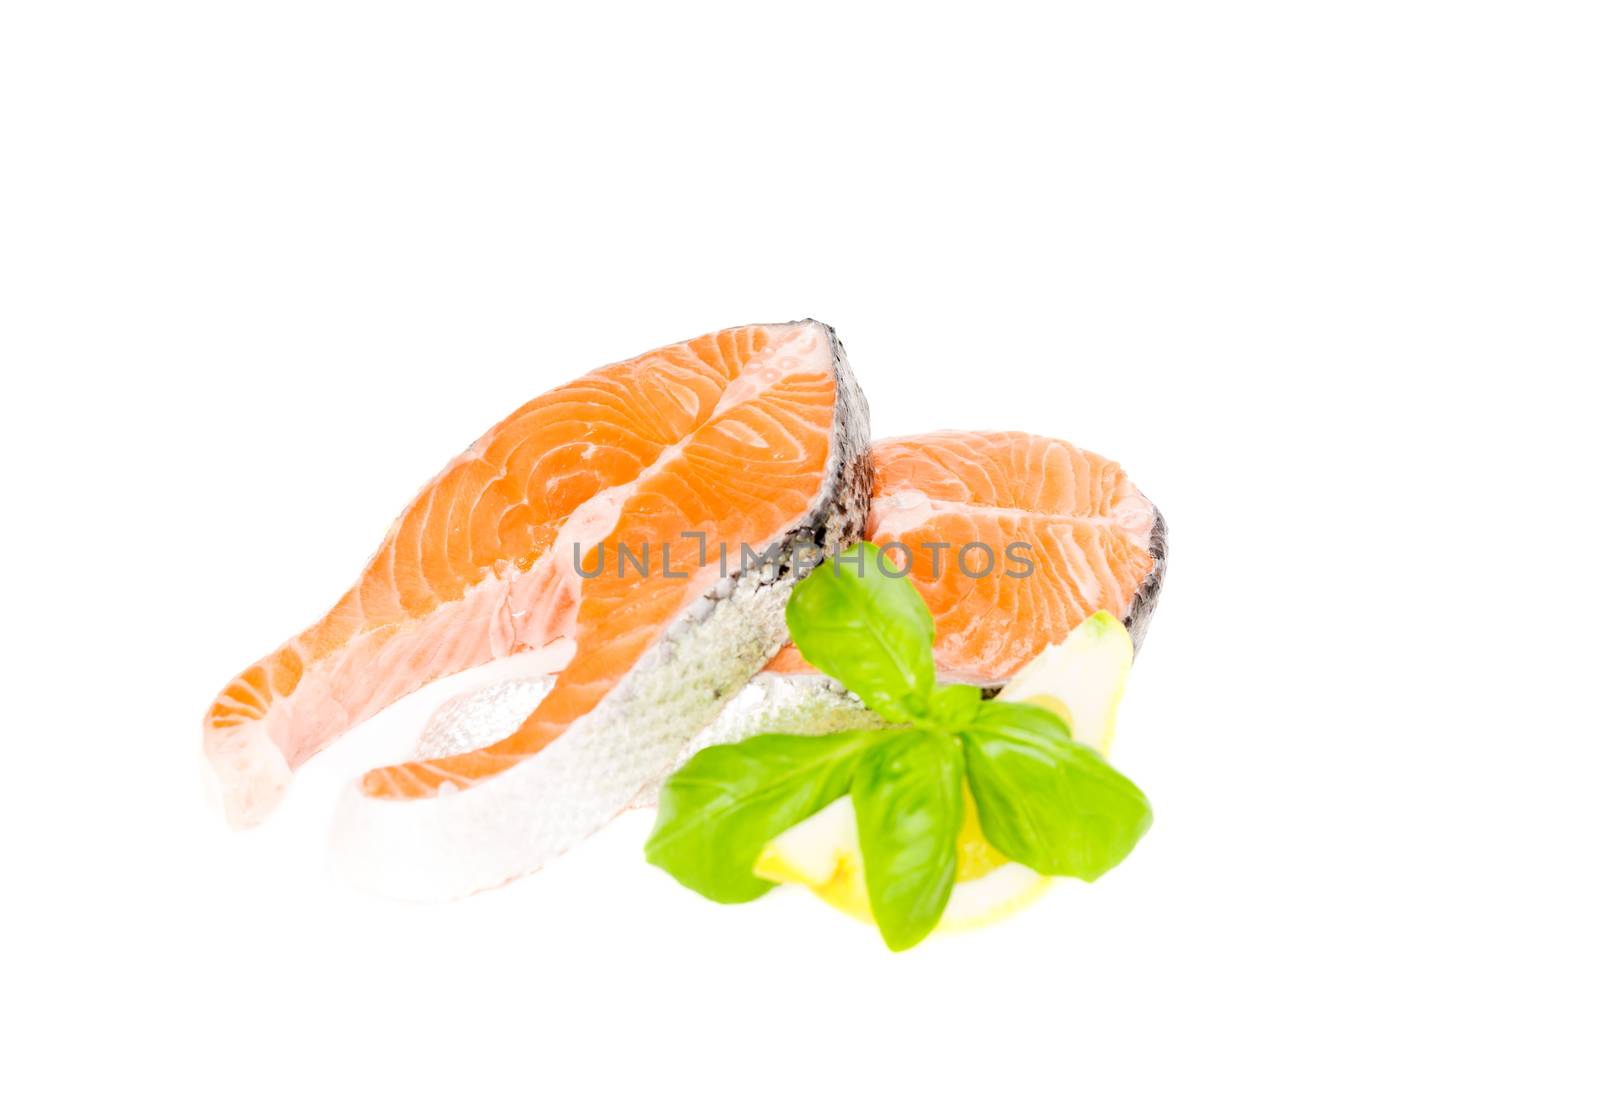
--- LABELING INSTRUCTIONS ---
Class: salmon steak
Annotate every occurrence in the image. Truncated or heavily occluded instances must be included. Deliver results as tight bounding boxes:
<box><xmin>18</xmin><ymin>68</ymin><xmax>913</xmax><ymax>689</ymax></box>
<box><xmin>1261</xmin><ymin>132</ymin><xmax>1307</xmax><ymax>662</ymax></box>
<box><xmin>203</xmin><ymin>321</ymin><xmax>871</xmax><ymax>896</ymax></box>
<box><xmin>765</xmin><ymin>429</ymin><xmax>1165</xmax><ymax>685</ymax></box>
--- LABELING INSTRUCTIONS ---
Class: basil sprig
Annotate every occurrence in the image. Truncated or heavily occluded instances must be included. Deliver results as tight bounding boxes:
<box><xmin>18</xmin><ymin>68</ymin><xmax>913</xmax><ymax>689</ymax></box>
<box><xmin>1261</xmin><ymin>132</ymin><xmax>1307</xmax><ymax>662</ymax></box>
<box><xmin>645</xmin><ymin>542</ymin><xmax>1152</xmax><ymax>951</ymax></box>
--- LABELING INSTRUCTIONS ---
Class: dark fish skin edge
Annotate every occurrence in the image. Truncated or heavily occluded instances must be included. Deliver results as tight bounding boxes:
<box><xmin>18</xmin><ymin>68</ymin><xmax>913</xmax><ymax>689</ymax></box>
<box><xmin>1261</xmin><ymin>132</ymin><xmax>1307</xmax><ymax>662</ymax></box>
<box><xmin>740</xmin><ymin>319</ymin><xmax>873</xmax><ymax>597</ymax></box>
<box><xmin>808</xmin><ymin>320</ymin><xmax>874</xmax><ymax>559</ymax></box>
<box><xmin>1125</xmin><ymin>504</ymin><xmax>1167</xmax><ymax>655</ymax></box>
<box><xmin>971</xmin><ymin>500</ymin><xmax>1165</xmax><ymax>698</ymax></box>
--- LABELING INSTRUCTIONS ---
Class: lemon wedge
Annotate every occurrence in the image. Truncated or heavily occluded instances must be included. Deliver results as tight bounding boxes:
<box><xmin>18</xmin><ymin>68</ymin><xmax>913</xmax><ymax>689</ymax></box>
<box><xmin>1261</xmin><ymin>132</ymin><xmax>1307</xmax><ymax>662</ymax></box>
<box><xmin>996</xmin><ymin>610</ymin><xmax>1134</xmax><ymax>756</ymax></box>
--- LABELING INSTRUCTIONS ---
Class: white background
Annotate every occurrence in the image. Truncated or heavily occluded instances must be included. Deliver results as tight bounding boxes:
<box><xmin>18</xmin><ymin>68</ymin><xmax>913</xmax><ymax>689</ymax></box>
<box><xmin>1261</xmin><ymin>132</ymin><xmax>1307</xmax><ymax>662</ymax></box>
<box><xmin>4</xmin><ymin>3</ymin><xmax>1596</xmax><ymax>1107</ymax></box>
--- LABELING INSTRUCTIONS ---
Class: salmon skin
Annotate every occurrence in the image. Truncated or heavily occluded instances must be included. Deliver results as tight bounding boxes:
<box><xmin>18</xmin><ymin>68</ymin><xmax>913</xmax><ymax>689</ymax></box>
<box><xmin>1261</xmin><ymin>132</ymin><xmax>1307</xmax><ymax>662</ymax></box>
<box><xmin>203</xmin><ymin>321</ymin><xmax>871</xmax><ymax>867</ymax></box>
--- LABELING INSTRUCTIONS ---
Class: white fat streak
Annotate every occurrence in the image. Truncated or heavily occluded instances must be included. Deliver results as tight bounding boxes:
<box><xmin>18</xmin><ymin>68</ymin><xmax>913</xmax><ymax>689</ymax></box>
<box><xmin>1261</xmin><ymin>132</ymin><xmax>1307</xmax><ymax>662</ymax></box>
<box><xmin>709</xmin><ymin>323</ymin><xmax>827</xmax><ymax>419</ymax></box>
<box><xmin>866</xmin><ymin>488</ymin><xmax>933</xmax><ymax>535</ymax></box>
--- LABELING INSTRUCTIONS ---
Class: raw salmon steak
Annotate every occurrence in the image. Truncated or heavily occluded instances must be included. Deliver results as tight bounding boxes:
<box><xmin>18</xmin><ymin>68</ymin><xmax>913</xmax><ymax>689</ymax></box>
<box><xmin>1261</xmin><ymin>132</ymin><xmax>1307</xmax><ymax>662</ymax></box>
<box><xmin>203</xmin><ymin>321</ymin><xmax>871</xmax><ymax>873</ymax></box>
<box><xmin>765</xmin><ymin>429</ymin><xmax>1165</xmax><ymax>686</ymax></box>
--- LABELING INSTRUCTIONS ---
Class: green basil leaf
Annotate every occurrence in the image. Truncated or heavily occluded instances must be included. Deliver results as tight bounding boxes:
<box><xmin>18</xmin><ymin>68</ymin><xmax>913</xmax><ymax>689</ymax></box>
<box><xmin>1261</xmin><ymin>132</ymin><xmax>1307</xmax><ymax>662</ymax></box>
<box><xmin>644</xmin><ymin>730</ymin><xmax>878</xmax><ymax>903</ymax></box>
<box><xmin>852</xmin><ymin>728</ymin><xmax>965</xmax><ymax>951</ymax></box>
<box><xmin>785</xmin><ymin>542</ymin><xmax>935</xmax><ymax>722</ymax></box>
<box><xmin>927</xmin><ymin>683</ymin><xmax>983</xmax><ymax>726</ymax></box>
<box><xmin>962</xmin><ymin>701</ymin><xmax>1152</xmax><ymax>881</ymax></box>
